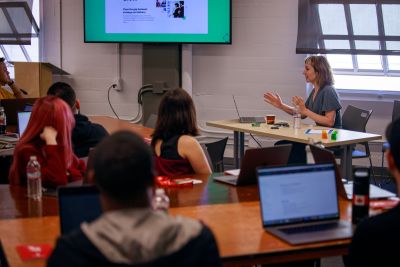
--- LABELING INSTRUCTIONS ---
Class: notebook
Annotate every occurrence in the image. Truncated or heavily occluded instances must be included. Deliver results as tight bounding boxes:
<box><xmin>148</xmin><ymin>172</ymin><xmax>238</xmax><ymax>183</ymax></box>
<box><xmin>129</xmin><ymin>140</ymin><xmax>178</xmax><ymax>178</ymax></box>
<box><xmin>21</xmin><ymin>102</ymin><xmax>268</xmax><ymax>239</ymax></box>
<box><xmin>310</xmin><ymin>145</ymin><xmax>396</xmax><ymax>200</ymax></box>
<box><xmin>213</xmin><ymin>144</ymin><xmax>292</xmax><ymax>186</ymax></box>
<box><xmin>257</xmin><ymin>163</ymin><xmax>353</xmax><ymax>245</ymax></box>
<box><xmin>0</xmin><ymin>98</ymin><xmax>37</xmax><ymax>126</ymax></box>
<box><xmin>17</xmin><ymin>111</ymin><xmax>31</xmax><ymax>137</ymax></box>
<box><xmin>58</xmin><ymin>185</ymin><xmax>102</xmax><ymax>234</ymax></box>
<box><xmin>232</xmin><ymin>95</ymin><xmax>265</xmax><ymax>123</ymax></box>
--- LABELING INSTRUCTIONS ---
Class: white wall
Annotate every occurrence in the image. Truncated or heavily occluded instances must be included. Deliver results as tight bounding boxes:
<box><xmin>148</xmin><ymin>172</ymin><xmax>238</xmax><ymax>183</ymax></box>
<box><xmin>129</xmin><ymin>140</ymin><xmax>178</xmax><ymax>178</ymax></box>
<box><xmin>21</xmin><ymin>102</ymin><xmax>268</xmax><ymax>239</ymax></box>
<box><xmin>44</xmin><ymin>0</ymin><xmax>143</xmax><ymax>119</ymax></box>
<box><xmin>43</xmin><ymin>0</ymin><xmax>393</xmax><ymax>161</ymax></box>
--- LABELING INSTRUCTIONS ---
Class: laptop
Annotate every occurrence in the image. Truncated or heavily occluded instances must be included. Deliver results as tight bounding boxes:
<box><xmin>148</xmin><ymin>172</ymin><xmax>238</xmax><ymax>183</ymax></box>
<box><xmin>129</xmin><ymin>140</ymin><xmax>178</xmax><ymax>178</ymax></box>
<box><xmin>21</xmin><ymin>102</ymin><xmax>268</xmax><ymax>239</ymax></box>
<box><xmin>0</xmin><ymin>98</ymin><xmax>37</xmax><ymax>126</ymax></box>
<box><xmin>213</xmin><ymin>144</ymin><xmax>292</xmax><ymax>186</ymax></box>
<box><xmin>257</xmin><ymin>163</ymin><xmax>353</xmax><ymax>245</ymax></box>
<box><xmin>310</xmin><ymin>145</ymin><xmax>396</xmax><ymax>200</ymax></box>
<box><xmin>17</xmin><ymin>111</ymin><xmax>31</xmax><ymax>137</ymax></box>
<box><xmin>58</xmin><ymin>185</ymin><xmax>102</xmax><ymax>234</ymax></box>
<box><xmin>0</xmin><ymin>240</ymin><xmax>9</xmax><ymax>267</ymax></box>
<box><xmin>232</xmin><ymin>95</ymin><xmax>265</xmax><ymax>123</ymax></box>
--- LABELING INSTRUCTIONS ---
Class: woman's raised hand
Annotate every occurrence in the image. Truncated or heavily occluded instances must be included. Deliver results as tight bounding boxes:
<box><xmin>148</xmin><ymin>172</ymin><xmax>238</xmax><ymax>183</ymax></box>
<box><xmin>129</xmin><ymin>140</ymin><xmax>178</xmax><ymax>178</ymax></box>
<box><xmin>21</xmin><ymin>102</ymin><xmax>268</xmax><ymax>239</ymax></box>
<box><xmin>292</xmin><ymin>96</ymin><xmax>306</xmax><ymax>114</ymax></box>
<box><xmin>264</xmin><ymin>92</ymin><xmax>283</xmax><ymax>109</ymax></box>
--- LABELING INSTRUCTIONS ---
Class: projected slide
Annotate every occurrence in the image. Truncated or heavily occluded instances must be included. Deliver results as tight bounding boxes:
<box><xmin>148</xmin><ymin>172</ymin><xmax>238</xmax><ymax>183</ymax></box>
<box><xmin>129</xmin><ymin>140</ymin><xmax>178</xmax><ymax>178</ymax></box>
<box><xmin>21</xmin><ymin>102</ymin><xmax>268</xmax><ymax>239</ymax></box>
<box><xmin>105</xmin><ymin>0</ymin><xmax>208</xmax><ymax>34</ymax></box>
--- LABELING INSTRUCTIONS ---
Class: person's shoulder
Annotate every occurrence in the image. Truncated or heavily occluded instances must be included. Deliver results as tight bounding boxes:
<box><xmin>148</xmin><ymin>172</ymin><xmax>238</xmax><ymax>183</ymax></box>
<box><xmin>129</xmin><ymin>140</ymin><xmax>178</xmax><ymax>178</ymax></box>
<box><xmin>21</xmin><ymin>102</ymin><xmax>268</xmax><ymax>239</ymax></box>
<box><xmin>355</xmin><ymin>204</ymin><xmax>400</xmax><ymax>236</ymax></box>
<box><xmin>48</xmin><ymin>228</ymin><xmax>108</xmax><ymax>267</ymax></box>
<box><xmin>321</xmin><ymin>84</ymin><xmax>337</xmax><ymax>93</ymax></box>
<box><xmin>178</xmin><ymin>135</ymin><xmax>199</xmax><ymax>146</ymax></box>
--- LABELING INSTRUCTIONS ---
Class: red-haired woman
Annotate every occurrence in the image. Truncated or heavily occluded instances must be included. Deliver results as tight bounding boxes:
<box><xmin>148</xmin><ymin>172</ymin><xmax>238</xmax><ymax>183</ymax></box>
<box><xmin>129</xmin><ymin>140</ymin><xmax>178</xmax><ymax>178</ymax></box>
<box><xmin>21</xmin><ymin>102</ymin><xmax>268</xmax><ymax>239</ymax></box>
<box><xmin>151</xmin><ymin>88</ymin><xmax>211</xmax><ymax>176</ymax></box>
<box><xmin>9</xmin><ymin>96</ymin><xmax>85</xmax><ymax>188</ymax></box>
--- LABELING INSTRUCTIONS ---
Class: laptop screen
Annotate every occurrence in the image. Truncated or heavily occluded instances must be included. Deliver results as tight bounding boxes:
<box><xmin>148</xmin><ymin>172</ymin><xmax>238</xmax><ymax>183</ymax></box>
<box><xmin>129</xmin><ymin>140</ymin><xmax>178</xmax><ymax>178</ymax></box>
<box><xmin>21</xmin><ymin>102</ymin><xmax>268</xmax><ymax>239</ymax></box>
<box><xmin>58</xmin><ymin>186</ymin><xmax>102</xmax><ymax>234</ymax></box>
<box><xmin>17</xmin><ymin>111</ymin><xmax>31</xmax><ymax>137</ymax></box>
<box><xmin>257</xmin><ymin>163</ymin><xmax>339</xmax><ymax>227</ymax></box>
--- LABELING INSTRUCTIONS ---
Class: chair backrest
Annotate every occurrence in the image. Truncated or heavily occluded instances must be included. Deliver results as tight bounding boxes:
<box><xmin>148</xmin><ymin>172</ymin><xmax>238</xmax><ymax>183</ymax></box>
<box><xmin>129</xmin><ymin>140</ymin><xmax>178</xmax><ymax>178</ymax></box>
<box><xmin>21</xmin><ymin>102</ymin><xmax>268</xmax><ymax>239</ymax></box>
<box><xmin>204</xmin><ymin>137</ymin><xmax>228</xmax><ymax>172</ymax></box>
<box><xmin>342</xmin><ymin>105</ymin><xmax>373</xmax><ymax>132</ymax></box>
<box><xmin>393</xmin><ymin>100</ymin><xmax>400</xmax><ymax>122</ymax></box>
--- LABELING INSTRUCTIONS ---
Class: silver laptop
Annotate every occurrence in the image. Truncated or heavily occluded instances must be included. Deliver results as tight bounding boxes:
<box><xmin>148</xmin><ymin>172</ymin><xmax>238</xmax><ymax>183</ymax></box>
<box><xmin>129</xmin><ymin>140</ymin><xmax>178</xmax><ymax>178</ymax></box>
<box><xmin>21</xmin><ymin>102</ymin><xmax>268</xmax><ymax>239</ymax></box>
<box><xmin>214</xmin><ymin>145</ymin><xmax>292</xmax><ymax>186</ymax></box>
<box><xmin>310</xmin><ymin>145</ymin><xmax>396</xmax><ymax>200</ymax></box>
<box><xmin>17</xmin><ymin>111</ymin><xmax>31</xmax><ymax>137</ymax></box>
<box><xmin>232</xmin><ymin>95</ymin><xmax>265</xmax><ymax>123</ymax></box>
<box><xmin>257</xmin><ymin>163</ymin><xmax>353</xmax><ymax>245</ymax></box>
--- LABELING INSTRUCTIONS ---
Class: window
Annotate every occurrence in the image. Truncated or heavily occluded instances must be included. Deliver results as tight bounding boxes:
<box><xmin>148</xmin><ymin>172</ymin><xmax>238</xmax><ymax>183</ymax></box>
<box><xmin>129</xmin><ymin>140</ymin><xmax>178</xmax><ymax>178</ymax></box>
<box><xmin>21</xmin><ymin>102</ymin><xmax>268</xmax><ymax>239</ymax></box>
<box><xmin>297</xmin><ymin>1</ymin><xmax>400</xmax><ymax>92</ymax></box>
<box><xmin>0</xmin><ymin>0</ymin><xmax>40</xmax><ymax>78</ymax></box>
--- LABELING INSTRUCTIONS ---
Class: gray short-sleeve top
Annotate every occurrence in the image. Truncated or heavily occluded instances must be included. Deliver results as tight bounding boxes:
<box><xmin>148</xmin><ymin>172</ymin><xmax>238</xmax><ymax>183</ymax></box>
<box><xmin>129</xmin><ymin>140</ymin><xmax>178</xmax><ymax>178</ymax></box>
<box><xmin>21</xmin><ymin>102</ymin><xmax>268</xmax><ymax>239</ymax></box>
<box><xmin>305</xmin><ymin>84</ymin><xmax>342</xmax><ymax>128</ymax></box>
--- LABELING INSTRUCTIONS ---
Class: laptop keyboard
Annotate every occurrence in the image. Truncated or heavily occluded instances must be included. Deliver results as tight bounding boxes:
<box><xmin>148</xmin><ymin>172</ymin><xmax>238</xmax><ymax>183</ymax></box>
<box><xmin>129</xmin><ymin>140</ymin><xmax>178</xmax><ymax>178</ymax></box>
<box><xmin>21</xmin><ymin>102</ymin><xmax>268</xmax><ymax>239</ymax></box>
<box><xmin>280</xmin><ymin>222</ymin><xmax>340</xmax><ymax>235</ymax></box>
<box><xmin>240</xmin><ymin>117</ymin><xmax>265</xmax><ymax>123</ymax></box>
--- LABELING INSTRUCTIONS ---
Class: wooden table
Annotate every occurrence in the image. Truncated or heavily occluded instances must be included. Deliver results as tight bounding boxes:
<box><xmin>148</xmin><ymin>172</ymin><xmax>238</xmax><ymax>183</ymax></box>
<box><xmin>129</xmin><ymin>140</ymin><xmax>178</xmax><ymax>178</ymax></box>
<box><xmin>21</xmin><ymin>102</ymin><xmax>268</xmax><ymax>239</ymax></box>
<box><xmin>0</xmin><ymin>199</ymin><xmax>353</xmax><ymax>267</ymax></box>
<box><xmin>88</xmin><ymin>116</ymin><xmax>153</xmax><ymax>138</ymax></box>
<box><xmin>207</xmin><ymin>119</ymin><xmax>382</xmax><ymax>180</ymax></box>
<box><xmin>0</xmin><ymin>174</ymin><xmax>259</xmax><ymax>220</ymax></box>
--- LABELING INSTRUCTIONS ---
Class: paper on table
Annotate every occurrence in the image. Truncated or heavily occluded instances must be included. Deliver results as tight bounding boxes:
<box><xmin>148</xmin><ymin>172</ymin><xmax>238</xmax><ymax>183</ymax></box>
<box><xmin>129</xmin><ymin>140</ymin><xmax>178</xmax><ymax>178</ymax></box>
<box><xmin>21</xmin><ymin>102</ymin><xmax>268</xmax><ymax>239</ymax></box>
<box><xmin>305</xmin><ymin>129</ymin><xmax>333</xmax><ymax>134</ymax></box>
<box><xmin>224</xmin><ymin>169</ymin><xmax>240</xmax><ymax>176</ymax></box>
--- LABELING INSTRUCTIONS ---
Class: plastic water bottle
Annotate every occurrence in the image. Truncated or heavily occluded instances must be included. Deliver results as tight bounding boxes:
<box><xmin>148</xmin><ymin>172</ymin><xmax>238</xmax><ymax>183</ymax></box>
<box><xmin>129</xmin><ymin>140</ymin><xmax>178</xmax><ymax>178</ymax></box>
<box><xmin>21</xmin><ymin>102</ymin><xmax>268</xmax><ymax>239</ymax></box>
<box><xmin>152</xmin><ymin>188</ymin><xmax>170</xmax><ymax>213</ymax></box>
<box><xmin>26</xmin><ymin>156</ymin><xmax>42</xmax><ymax>200</ymax></box>
<box><xmin>0</xmin><ymin>106</ymin><xmax>6</xmax><ymax>135</ymax></box>
<box><xmin>293</xmin><ymin>105</ymin><xmax>301</xmax><ymax>129</ymax></box>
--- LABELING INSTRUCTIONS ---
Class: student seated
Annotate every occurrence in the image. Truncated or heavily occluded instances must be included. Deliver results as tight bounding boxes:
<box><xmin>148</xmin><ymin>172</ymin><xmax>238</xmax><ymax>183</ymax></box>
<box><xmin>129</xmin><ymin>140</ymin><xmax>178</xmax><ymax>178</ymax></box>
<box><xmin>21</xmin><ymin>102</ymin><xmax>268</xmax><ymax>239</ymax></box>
<box><xmin>151</xmin><ymin>88</ymin><xmax>211</xmax><ymax>176</ymax></box>
<box><xmin>0</xmin><ymin>57</ymin><xmax>25</xmax><ymax>99</ymax></box>
<box><xmin>8</xmin><ymin>96</ymin><xmax>85</xmax><ymax>187</ymax></box>
<box><xmin>47</xmin><ymin>82</ymin><xmax>108</xmax><ymax>157</ymax></box>
<box><xmin>47</xmin><ymin>131</ymin><xmax>222</xmax><ymax>267</ymax></box>
<box><xmin>348</xmin><ymin>117</ymin><xmax>400</xmax><ymax>267</ymax></box>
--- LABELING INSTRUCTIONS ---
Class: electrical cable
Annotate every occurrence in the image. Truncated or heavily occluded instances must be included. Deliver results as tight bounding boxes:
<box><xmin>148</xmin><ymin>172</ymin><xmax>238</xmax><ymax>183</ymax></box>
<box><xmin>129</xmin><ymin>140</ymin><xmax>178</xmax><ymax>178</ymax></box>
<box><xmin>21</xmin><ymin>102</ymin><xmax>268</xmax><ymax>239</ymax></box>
<box><xmin>107</xmin><ymin>84</ymin><xmax>120</xmax><ymax>120</ymax></box>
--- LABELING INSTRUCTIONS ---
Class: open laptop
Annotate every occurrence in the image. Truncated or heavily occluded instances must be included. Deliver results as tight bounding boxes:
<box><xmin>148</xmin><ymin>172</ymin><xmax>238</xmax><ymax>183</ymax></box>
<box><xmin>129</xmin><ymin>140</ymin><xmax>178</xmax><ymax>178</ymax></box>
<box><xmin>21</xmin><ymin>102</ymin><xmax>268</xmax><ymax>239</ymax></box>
<box><xmin>58</xmin><ymin>185</ymin><xmax>102</xmax><ymax>234</ymax></box>
<box><xmin>0</xmin><ymin>240</ymin><xmax>9</xmax><ymax>267</ymax></box>
<box><xmin>310</xmin><ymin>145</ymin><xmax>396</xmax><ymax>200</ymax></box>
<box><xmin>257</xmin><ymin>163</ymin><xmax>353</xmax><ymax>245</ymax></box>
<box><xmin>0</xmin><ymin>98</ymin><xmax>37</xmax><ymax>126</ymax></box>
<box><xmin>17</xmin><ymin>111</ymin><xmax>31</xmax><ymax>137</ymax></box>
<box><xmin>213</xmin><ymin>144</ymin><xmax>292</xmax><ymax>186</ymax></box>
<box><xmin>232</xmin><ymin>95</ymin><xmax>265</xmax><ymax>123</ymax></box>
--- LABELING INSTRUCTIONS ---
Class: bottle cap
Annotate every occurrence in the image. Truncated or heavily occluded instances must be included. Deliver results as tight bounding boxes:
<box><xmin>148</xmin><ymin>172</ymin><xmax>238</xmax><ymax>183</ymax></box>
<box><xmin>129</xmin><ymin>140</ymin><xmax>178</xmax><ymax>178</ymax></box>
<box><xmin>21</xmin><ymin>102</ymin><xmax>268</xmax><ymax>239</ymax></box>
<box><xmin>29</xmin><ymin>155</ymin><xmax>37</xmax><ymax>161</ymax></box>
<box><xmin>155</xmin><ymin>188</ymin><xmax>165</xmax><ymax>195</ymax></box>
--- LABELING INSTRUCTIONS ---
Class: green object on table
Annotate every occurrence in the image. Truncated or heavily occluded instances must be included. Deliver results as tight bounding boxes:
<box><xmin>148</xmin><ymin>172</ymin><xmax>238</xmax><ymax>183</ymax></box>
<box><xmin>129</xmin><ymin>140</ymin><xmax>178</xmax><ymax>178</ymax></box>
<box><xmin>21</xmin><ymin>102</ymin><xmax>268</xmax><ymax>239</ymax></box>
<box><xmin>331</xmin><ymin>130</ymin><xmax>338</xmax><ymax>141</ymax></box>
<box><xmin>251</xmin><ymin>122</ymin><xmax>261</xmax><ymax>127</ymax></box>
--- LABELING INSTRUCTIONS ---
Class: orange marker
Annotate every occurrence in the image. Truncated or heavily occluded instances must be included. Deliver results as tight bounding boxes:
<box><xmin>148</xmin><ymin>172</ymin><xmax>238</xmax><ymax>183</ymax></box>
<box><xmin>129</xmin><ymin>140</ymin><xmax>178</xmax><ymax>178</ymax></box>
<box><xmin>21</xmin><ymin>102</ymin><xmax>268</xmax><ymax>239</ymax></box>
<box><xmin>321</xmin><ymin>130</ymin><xmax>328</xmax><ymax>139</ymax></box>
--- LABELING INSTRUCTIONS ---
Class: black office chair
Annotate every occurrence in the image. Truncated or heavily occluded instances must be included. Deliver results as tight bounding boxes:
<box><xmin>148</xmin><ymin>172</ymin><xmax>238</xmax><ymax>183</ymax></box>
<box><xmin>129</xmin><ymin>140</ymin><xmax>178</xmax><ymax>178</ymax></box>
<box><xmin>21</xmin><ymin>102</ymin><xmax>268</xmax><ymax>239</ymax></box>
<box><xmin>203</xmin><ymin>137</ymin><xmax>228</xmax><ymax>172</ymax></box>
<box><xmin>381</xmin><ymin>100</ymin><xmax>400</xmax><ymax>178</ymax></box>
<box><xmin>337</xmin><ymin>105</ymin><xmax>375</xmax><ymax>183</ymax></box>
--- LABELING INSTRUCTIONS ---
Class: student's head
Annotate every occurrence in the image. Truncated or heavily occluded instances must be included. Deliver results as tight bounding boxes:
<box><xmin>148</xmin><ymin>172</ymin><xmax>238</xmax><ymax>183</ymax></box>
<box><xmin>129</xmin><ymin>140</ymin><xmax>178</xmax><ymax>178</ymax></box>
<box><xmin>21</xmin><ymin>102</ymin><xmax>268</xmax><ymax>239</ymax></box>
<box><xmin>47</xmin><ymin>82</ymin><xmax>79</xmax><ymax>112</ymax></box>
<box><xmin>386</xmin><ymin>118</ymin><xmax>400</xmax><ymax>177</ymax></box>
<box><xmin>304</xmin><ymin>55</ymin><xmax>334</xmax><ymax>88</ymax></box>
<box><xmin>152</xmin><ymin>88</ymin><xmax>199</xmax><ymax>144</ymax></box>
<box><xmin>92</xmin><ymin>131</ymin><xmax>154</xmax><ymax>209</ymax></box>
<box><xmin>0</xmin><ymin>57</ymin><xmax>11</xmax><ymax>86</ymax></box>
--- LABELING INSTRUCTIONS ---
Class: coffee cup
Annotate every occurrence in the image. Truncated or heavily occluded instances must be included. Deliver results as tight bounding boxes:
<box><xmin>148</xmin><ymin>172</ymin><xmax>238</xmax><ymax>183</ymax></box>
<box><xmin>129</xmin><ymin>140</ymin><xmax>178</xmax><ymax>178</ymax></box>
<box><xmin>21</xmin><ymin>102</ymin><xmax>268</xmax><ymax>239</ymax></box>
<box><xmin>266</xmin><ymin>114</ymin><xmax>275</xmax><ymax>125</ymax></box>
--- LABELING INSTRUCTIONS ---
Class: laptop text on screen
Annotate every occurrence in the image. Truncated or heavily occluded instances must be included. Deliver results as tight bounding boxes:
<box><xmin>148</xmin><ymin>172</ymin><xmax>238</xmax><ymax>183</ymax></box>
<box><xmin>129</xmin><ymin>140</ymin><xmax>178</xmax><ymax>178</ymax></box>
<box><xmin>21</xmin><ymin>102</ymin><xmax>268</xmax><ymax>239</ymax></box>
<box><xmin>257</xmin><ymin>163</ymin><xmax>352</xmax><ymax>245</ymax></box>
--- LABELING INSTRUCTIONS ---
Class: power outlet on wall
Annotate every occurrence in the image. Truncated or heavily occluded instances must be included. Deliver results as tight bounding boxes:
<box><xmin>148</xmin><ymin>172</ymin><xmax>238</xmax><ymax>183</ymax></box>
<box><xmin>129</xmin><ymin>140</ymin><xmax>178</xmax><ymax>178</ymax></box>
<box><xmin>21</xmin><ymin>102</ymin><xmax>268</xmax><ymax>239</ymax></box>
<box><xmin>112</xmin><ymin>78</ymin><xmax>122</xmax><ymax>91</ymax></box>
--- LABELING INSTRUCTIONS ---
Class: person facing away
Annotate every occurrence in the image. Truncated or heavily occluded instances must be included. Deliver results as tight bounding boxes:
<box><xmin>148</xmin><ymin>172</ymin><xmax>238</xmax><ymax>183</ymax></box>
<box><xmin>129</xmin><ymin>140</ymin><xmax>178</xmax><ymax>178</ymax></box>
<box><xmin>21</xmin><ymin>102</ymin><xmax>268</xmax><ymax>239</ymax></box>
<box><xmin>47</xmin><ymin>82</ymin><xmax>108</xmax><ymax>158</ymax></box>
<box><xmin>0</xmin><ymin>57</ymin><xmax>25</xmax><ymax>99</ymax></box>
<box><xmin>348</xmin><ymin>117</ymin><xmax>400</xmax><ymax>267</ymax></box>
<box><xmin>8</xmin><ymin>96</ymin><xmax>85</xmax><ymax>188</ymax></box>
<box><xmin>151</xmin><ymin>88</ymin><xmax>212</xmax><ymax>176</ymax></box>
<box><xmin>264</xmin><ymin>55</ymin><xmax>342</xmax><ymax>164</ymax></box>
<box><xmin>47</xmin><ymin>131</ymin><xmax>222</xmax><ymax>267</ymax></box>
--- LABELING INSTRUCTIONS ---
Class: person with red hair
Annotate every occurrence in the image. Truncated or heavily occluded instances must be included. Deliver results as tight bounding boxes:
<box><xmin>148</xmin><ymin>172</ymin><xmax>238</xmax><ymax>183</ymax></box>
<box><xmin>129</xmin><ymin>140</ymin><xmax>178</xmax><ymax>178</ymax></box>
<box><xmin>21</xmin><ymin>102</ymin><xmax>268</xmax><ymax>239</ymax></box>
<box><xmin>8</xmin><ymin>96</ymin><xmax>85</xmax><ymax>188</ymax></box>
